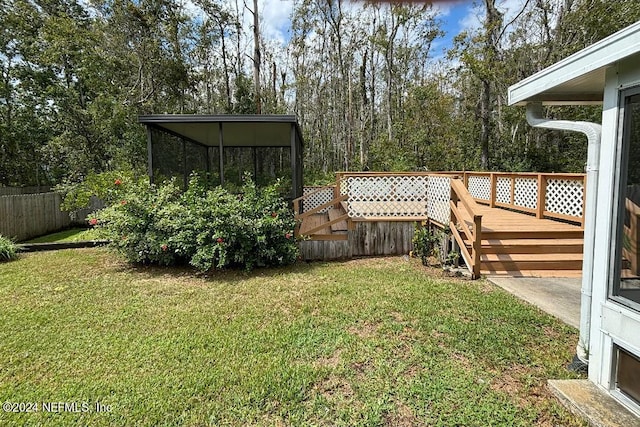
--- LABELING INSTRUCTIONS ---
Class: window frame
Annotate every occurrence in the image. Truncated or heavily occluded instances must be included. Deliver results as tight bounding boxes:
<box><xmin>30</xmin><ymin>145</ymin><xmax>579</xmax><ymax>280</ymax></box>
<box><xmin>610</xmin><ymin>85</ymin><xmax>640</xmax><ymax>313</ymax></box>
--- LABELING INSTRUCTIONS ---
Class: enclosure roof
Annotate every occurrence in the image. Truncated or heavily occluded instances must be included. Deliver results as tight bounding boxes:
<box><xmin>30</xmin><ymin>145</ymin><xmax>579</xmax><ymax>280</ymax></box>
<box><xmin>508</xmin><ymin>21</ymin><xmax>640</xmax><ymax>106</ymax></box>
<box><xmin>138</xmin><ymin>114</ymin><xmax>303</xmax><ymax>148</ymax></box>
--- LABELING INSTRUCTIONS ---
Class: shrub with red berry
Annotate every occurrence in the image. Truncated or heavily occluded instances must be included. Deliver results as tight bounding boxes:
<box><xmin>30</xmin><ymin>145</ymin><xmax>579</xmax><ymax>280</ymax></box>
<box><xmin>92</xmin><ymin>173</ymin><xmax>298</xmax><ymax>271</ymax></box>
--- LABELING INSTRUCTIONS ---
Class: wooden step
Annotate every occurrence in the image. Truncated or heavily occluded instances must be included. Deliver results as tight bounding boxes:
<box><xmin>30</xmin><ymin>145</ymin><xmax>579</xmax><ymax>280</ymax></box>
<box><xmin>298</xmin><ymin>213</ymin><xmax>349</xmax><ymax>241</ymax></box>
<box><xmin>481</xmin><ymin>253</ymin><xmax>583</xmax><ymax>272</ymax></box>
<box><xmin>478</xmin><ymin>238</ymin><xmax>584</xmax><ymax>254</ymax></box>
<box><xmin>483</xmin><ymin>270</ymin><xmax>583</xmax><ymax>278</ymax></box>
<box><xmin>328</xmin><ymin>207</ymin><xmax>349</xmax><ymax>232</ymax></box>
<box><xmin>481</xmin><ymin>230</ymin><xmax>584</xmax><ymax>240</ymax></box>
<box><xmin>299</xmin><ymin>213</ymin><xmax>330</xmax><ymax>235</ymax></box>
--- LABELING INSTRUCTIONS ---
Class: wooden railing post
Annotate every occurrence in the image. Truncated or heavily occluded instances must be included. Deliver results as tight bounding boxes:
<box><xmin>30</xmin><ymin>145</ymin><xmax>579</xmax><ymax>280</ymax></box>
<box><xmin>472</xmin><ymin>215</ymin><xmax>482</xmax><ymax>279</ymax></box>
<box><xmin>536</xmin><ymin>174</ymin><xmax>546</xmax><ymax>219</ymax></box>
<box><xmin>510</xmin><ymin>175</ymin><xmax>516</xmax><ymax>206</ymax></box>
<box><xmin>490</xmin><ymin>173</ymin><xmax>496</xmax><ymax>208</ymax></box>
<box><xmin>334</xmin><ymin>172</ymin><xmax>343</xmax><ymax>209</ymax></box>
<box><xmin>293</xmin><ymin>198</ymin><xmax>300</xmax><ymax>217</ymax></box>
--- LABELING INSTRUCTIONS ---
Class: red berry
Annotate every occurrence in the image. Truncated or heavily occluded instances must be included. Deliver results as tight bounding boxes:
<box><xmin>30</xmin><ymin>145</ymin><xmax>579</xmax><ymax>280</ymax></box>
<box><xmin>161</xmin><ymin>244</ymin><xmax>168</xmax><ymax>252</ymax></box>
<box><xmin>114</xmin><ymin>179</ymin><xmax>122</xmax><ymax>185</ymax></box>
<box><xmin>120</xmin><ymin>200</ymin><xmax>127</xmax><ymax>205</ymax></box>
<box><xmin>89</xmin><ymin>218</ymin><xmax>98</xmax><ymax>226</ymax></box>
<box><xmin>271</xmin><ymin>212</ymin><xmax>277</xmax><ymax>218</ymax></box>
<box><xmin>216</xmin><ymin>237</ymin><xmax>224</xmax><ymax>243</ymax></box>
<box><xmin>285</xmin><ymin>233</ymin><xmax>292</xmax><ymax>239</ymax></box>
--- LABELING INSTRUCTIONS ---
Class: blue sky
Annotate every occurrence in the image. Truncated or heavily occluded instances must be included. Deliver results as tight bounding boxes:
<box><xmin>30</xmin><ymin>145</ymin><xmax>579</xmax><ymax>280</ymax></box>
<box><xmin>212</xmin><ymin>0</ymin><xmax>527</xmax><ymax>60</ymax></box>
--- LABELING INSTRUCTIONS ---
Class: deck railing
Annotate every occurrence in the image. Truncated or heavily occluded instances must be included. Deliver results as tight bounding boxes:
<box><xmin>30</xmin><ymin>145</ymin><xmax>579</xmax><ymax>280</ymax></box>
<box><xmin>297</xmin><ymin>171</ymin><xmax>586</xmax><ymax>227</ymax></box>
<box><xmin>297</xmin><ymin>185</ymin><xmax>336</xmax><ymax>214</ymax></box>
<box><xmin>449</xmin><ymin>179</ymin><xmax>482</xmax><ymax>279</ymax></box>
<box><xmin>462</xmin><ymin>172</ymin><xmax>586</xmax><ymax>226</ymax></box>
<box><xmin>332</xmin><ymin>172</ymin><xmax>457</xmax><ymax>224</ymax></box>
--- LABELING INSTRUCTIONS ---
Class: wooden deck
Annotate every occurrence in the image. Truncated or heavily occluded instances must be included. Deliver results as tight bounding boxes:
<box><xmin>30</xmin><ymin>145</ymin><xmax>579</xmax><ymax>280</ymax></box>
<box><xmin>295</xmin><ymin>172</ymin><xmax>588</xmax><ymax>277</ymax></box>
<box><xmin>298</xmin><ymin>202</ymin><xmax>584</xmax><ymax>277</ymax></box>
<box><xmin>458</xmin><ymin>204</ymin><xmax>584</xmax><ymax>277</ymax></box>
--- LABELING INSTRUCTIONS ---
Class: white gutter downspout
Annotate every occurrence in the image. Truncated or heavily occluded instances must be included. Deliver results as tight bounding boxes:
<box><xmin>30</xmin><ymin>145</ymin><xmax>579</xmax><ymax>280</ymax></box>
<box><xmin>526</xmin><ymin>102</ymin><xmax>601</xmax><ymax>367</ymax></box>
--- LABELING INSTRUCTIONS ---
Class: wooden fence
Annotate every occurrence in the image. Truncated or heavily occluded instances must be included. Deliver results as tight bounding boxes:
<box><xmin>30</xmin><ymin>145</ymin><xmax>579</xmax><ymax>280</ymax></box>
<box><xmin>0</xmin><ymin>186</ymin><xmax>51</xmax><ymax>196</ymax></box>
<box><xmin>0</xmin><ymin>193</ymin><xmax>103</xmax><ymax>242</ymax></box>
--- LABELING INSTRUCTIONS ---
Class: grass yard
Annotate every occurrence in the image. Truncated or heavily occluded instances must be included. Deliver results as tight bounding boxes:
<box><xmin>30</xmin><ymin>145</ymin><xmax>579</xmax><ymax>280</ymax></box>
<box><xmin>0</xmin><ymin>249</ymin><xmax>586</xmax><ymax>426</ymax></box>
<box><xmin>25</xmin><ymin>227</ymin><xmax>103</xmax><ymax>243</ymax></box>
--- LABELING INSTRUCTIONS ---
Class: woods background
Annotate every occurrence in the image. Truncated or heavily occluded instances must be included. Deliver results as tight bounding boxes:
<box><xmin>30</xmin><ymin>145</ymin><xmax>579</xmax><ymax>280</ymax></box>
<box><xmin>1</xmin><ymin>0</ymin><xmax>639</xmax><ymax>187</ymax></box>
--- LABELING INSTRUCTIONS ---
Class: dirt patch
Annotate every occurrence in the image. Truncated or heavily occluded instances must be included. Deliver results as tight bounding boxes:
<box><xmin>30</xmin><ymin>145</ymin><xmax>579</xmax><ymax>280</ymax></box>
<box><xmin>348</xmin><ymin>321</ymin><xmax>379</xmax><ymax>339</ymax></box>
<box><xmin>404</xmin><ymin>363</ymin><xmax>422</xmax><ymax>378</ymax></box>
<box><xmin>390</xmin><ymin>311</ymin><xmax>405</xmax><ymax>322</ymax></box>
<box><xmin>313</xmin><ymin>374</ymin><xmax>354</xmax><ymax>402</ymax></box>
<box><xmin>488</xmin><ymin>363</ymin><xmax>560</xmax><ymax>423</ymax></box>
<box><xmin>449</xmin><ymin>351</ymin><xmax>474</xmax><ymax>370</ymax></box>
<box><xmin>384</xmin><ymin>401</ymin><xmax>423</xmax><ymax>427</ymax></box>
<box><xmin>316</xmin><ymin>349</ymin><xmax>342</xmax><ymax>369</ymax></box>
<box><xmin>476</xmin><ymin>280</ymin><xmax>496</xmax><ymax>294</ymax></box>
<box><xmin>490</xmin><ymin>370</ymin><xmax>524</xmax><ymax>401</ymax></box>
<box><xmin>542</xmin><ymin>325</ymin><xmax>563</xmax><ymax>340</ymax></box>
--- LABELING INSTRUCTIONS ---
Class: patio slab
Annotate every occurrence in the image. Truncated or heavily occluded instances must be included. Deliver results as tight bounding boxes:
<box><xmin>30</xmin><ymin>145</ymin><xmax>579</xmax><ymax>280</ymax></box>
<box><xmin>487</xmin><ymin>276</ymin><xmax>582</xmax><ymax>329</ymax></box>
<box><xmin>549</xmin><ymin>380</ymin><xmax>640</xmax><ymax>427</ymax></box>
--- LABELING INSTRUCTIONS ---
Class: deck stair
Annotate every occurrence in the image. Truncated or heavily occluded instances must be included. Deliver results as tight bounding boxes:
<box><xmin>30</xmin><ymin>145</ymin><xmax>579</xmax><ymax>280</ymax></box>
<box><xmin>457</xmin><ymin>205</ymin><xmax>584</xmax><ymax>277</ymax></box>
<box><xmin>297</xmin><ymin>204</ymin><xmax>351</xmax><ymax>241</ymax></box>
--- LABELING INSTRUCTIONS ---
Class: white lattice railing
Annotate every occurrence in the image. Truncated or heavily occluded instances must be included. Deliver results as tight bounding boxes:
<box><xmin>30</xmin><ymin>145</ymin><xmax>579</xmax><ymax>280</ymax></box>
<box><xmin>302</xmin><ymin>186</ymin><xmax>335</xmax><ymax>213</ymax></box>
<box><xmin>464</xmin><ymin>172</ymin><xmax>586</xmax><ymax>225</ymax></box>
<box><xmin>341</xmin><ymin>174</ymin><xmax>428</xmax><ymax>219</ymax></box>
<box><xmin>296</xmin><ymin>171</ymin><xmax>585</xmax><ymax>227</ymax></box>
<box><xmin>332</xmin><ymin>172</ymin><xmax>453</xmax><ymax>224</ymax></box>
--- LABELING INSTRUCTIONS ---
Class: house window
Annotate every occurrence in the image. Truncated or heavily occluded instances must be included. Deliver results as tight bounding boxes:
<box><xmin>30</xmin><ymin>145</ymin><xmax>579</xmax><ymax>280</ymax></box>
<box><xmin>614</xmin><ymin>345</ymin><xmax>640</xmax><ymax>407</ymax></box>
<box><xmin>612</xmin><ymin>90</ymin><xmax>640</xmax><ymax>310</ymax></box>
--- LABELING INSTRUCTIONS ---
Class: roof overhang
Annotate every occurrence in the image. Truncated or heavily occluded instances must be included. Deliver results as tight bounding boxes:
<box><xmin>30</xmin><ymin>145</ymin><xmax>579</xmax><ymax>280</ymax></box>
<box><xmin>138</xmin><ymin>114</ymin><xmax>303</xmax><ymax>148</ymax></box>
<box><xmin>508</xmin><ymin>21</ymin><xmax>640</xmax><ymax>106</ymax></box>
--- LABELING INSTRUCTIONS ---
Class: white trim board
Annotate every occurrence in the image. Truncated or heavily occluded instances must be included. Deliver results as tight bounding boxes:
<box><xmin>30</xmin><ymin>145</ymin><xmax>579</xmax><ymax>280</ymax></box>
<box><xmin>508</xmin><ymin>21</ymin><xmax>640</xmax><ymax>106</ymax></box>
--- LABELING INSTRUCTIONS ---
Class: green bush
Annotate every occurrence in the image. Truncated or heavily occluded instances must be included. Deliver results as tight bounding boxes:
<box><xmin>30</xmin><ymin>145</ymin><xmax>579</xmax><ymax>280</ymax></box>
<box><xmin>57</xmin><ymin>170</ymin><xmax>137</xmax><ymax>212</ymax></box>
<box><xmin>0</xmin><ymin>235</ymin><xmax>18</xmax><ymax>262</ymax></box>
<box><xmin>93</xmin><ymin>174</ymin><xmax>298</xmax><ymax>271</ymax></box>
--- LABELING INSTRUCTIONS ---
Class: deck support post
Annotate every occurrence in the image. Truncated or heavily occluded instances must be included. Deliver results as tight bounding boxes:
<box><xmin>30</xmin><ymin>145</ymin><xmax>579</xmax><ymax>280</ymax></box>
<box><xmin>490</xmin><ymin>173</ymin><xmax>497</xmax><ymax>208</ymax></box>
<box><xmin>536</xmin><ymin>174</ymin><xmax>546</xmax><ymax>219</ymax></box>
<box><xmin>472</xmin><ymin>215</ymin><xmax>482</xmax><ymax>279</ymax></box>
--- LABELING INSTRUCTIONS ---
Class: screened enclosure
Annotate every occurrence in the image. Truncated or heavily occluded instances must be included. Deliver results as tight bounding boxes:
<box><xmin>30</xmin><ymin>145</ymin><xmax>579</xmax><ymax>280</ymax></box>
<box><xmin>139</xmin><ymin>115</ymin><xmax>304</xmax><ymax>200</ymax></box>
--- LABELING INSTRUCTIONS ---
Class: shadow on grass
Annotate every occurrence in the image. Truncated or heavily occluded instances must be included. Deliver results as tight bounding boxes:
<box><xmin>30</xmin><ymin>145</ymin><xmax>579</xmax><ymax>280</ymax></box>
<box><xmin>111</xmin><ymin>255</ymin><xmax>331</xmax><ymax>285</ymax></box>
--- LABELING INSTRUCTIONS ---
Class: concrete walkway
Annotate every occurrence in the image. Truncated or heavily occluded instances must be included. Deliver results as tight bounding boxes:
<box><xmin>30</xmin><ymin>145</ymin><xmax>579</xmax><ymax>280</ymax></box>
<box><xmin>488</xmin><ymin>276</ymin><xmax>582</xmax><ymax>329</ymax></box>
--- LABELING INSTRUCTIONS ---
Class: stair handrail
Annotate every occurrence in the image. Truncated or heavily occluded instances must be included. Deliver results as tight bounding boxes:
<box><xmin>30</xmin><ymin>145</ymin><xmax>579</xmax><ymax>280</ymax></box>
<box><xmin>450</xmin><ymin>179</ymin><xmax>483</xmax><ymax>279</ymax></box>
<box><xmin>293</xmin><ymin>184</ymin><xmax>335</xmax><ymax>217</ymax></box>
<box><xmin>296</xmin><ymin>194</ymin><xmax>347</xmax><ymax>221</ymax></box>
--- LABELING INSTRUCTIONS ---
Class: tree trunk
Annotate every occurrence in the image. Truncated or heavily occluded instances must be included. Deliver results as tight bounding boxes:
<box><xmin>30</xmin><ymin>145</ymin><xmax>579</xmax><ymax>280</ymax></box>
<box><xmin>480</xmin><ymin>0</ymin><xmax>504</xmax><ymax>170</ymax></box>
<box><xmin>252</xmin><ymin>0</ymin><xmax>261</xmax><ymax>113</ymax></box>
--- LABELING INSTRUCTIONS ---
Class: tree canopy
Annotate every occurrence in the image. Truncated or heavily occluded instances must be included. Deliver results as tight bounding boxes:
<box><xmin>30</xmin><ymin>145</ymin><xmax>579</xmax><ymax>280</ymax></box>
<box><xmin>1</xmin><ymin>0</ymin><xmax>639</xmax><ymax>186</ymax></box>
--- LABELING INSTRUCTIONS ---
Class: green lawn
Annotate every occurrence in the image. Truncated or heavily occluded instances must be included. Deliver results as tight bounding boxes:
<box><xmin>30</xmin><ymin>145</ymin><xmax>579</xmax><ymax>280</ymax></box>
<box><xmin>0</xmin><ymin>249</ymin><xmax>586</xmax><ymax>426</ymax></box>
<box><xmin>25</xmin><ymin>227</ymin><xmax>103</xmax><ymax>243</ymax></box>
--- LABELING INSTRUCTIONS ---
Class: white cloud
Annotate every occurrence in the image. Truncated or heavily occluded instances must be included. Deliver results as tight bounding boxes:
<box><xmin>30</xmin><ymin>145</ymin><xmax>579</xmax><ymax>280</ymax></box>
<box><xmin>226</xmin><ymin>0</ymin><xmax>294</xmax><ymax>46</ymax></box>
<box><xmin>459</xmin><ymin>0</ymin><xmax>530</xmax><ymax>35</ymax></box>
<box><xmin>431</xmin><ymin>0</ymin><xmax>468</xmax><ymax>17</ymax></box>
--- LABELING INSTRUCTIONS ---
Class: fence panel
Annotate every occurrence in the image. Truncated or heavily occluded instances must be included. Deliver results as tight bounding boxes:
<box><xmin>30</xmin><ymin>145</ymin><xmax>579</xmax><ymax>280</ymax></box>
<box><xmin>0</xmin><ymin>186</ymin><xmax>51</xmax><ymax>196</ymax></box>
<box><xmin>0</xmin><ymin>192</ymin><xmax>75</xmax><ymax>241</ymax></box>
